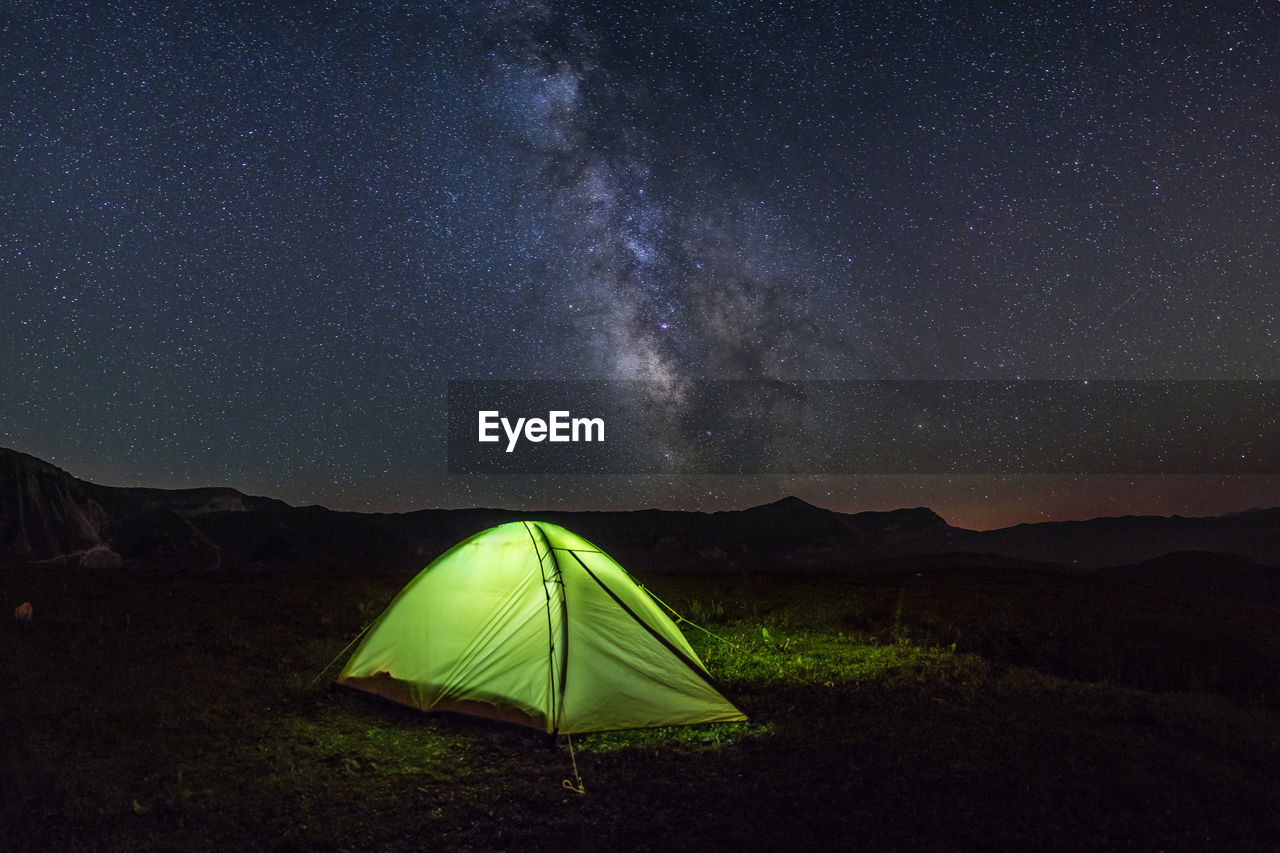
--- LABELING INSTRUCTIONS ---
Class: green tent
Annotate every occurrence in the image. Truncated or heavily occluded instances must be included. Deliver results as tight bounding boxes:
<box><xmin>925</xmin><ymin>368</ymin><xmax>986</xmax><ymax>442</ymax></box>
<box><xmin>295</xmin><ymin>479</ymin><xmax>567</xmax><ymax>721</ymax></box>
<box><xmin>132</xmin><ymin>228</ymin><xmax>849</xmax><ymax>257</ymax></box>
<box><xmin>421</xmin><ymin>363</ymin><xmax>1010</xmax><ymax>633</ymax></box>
<box><xmin>338</xmin><ymin>521</ymin><xmax>746</xmax><ymax>733</ymax></box>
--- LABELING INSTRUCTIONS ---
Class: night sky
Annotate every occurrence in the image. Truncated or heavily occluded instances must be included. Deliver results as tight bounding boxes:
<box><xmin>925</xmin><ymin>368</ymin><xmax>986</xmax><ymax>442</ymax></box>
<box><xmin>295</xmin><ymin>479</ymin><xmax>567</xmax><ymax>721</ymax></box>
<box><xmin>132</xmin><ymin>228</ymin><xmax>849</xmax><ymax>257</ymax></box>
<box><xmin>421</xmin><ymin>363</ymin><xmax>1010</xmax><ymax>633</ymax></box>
<box><xmin>3</xmin><ymin>0</ymin><xmax>1278</xmax><ymax>529</ymax></box>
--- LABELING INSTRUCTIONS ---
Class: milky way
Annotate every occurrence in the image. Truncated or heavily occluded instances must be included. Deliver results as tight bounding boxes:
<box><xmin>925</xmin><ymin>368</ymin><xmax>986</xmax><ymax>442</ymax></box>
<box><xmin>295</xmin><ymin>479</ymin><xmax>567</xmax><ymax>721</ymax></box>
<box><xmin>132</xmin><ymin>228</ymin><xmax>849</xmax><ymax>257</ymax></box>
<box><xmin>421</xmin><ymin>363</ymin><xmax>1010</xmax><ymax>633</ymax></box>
<box><xmin>2</xmin><ymin>1</ymin><xmax>1279</xmax><ymax>527</ymax></box>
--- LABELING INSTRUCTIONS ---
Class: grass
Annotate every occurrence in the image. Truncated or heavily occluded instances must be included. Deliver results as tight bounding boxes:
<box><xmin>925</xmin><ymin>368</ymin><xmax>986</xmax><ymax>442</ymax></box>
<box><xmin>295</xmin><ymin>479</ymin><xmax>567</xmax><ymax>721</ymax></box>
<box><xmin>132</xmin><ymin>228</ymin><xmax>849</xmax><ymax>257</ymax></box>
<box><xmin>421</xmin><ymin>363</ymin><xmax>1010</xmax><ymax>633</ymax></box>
<box><xmin>2</xmin><ymin>560</ymin><xmax>1278</xmax><ymax>851</ymax></box>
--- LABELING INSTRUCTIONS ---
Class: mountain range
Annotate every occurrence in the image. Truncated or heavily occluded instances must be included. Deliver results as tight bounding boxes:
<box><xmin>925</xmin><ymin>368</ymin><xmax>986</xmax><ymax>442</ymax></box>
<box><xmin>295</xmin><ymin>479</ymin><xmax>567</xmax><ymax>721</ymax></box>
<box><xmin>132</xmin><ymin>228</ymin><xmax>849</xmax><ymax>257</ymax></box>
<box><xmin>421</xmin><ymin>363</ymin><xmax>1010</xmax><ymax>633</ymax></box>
<box><xmin>3</xmin><ymin>447</ymin><xmax>1278</xmax><ymax>583</ymax></box>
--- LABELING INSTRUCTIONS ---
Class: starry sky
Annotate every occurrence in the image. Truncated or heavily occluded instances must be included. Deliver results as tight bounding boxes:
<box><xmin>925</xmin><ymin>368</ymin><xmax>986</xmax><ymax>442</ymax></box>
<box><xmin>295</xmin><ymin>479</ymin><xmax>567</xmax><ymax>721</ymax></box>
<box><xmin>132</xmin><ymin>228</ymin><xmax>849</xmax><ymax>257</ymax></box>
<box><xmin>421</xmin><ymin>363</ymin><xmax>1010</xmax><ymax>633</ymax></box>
<box><xmin>3</xmin><ymin>0</ymin><xmax>1278</xmax><ymax>529</ymax></box>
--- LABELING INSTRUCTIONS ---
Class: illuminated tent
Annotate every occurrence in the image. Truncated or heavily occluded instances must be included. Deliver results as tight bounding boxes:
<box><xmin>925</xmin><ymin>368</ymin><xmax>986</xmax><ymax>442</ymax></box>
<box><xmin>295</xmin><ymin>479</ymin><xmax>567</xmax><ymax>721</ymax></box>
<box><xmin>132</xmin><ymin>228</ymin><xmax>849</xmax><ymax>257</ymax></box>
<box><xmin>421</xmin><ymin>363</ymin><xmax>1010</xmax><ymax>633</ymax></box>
<box><xmin>337</xmin><ymin>521</ymin><xmax>746</xmax><ymax>733</ymax></box>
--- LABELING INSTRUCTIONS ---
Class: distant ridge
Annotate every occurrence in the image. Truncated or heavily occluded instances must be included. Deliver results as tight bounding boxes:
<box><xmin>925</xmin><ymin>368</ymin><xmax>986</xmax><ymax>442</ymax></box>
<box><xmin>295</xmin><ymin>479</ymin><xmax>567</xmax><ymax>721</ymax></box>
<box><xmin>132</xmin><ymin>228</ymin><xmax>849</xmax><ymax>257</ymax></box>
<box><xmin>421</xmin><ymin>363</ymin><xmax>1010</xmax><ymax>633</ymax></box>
<box><xmin>2</xmin><ymin>447</ymin><xmax>1277</xmax><ymax>574</ymax></box>
<box><xmin>955</xmin><ymin>510</ymin><xmax>1280</xmax><ymax>569</ymax></box>
<box><xmin>1097</xmin><ymin>551</ymin><xmax>1280</xmax><ymax>603</ymax></box>
<box><xmin>0</xmin><ymin>447</ymin><xmax>288</xmax><ymax>565</ymax></box>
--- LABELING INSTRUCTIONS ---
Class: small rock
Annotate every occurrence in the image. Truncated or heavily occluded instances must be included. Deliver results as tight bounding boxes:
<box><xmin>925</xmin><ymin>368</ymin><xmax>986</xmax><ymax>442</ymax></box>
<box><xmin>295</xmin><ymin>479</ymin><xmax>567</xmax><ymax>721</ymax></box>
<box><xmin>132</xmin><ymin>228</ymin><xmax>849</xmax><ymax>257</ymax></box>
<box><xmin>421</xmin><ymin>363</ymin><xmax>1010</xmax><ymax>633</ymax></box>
<box><xmin>81</xmin><ymin>546</ymin><xmax>124</xmax><ymax>569</ymax></box>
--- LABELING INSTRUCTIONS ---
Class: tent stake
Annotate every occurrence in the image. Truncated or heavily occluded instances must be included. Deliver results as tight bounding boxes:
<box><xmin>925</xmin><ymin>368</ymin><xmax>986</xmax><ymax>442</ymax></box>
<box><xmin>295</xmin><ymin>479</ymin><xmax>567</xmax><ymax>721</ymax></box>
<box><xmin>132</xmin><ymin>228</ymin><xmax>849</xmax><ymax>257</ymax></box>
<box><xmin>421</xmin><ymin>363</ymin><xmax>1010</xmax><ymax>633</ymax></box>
<box><xmin>561</xmin><ymin>733</ymin><xmax>585</xmax><ymax>794</ymax></box>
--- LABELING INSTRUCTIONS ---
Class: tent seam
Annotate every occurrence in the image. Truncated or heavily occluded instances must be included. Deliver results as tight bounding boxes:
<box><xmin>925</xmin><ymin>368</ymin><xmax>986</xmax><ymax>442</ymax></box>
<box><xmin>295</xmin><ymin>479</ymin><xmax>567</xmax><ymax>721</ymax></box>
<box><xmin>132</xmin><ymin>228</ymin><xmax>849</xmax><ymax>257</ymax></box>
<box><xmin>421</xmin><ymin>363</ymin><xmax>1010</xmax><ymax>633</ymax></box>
<box><xmin>522</xmin><ymin>521</ymin><xmax>561</xmax><ymax>733</ymax></box>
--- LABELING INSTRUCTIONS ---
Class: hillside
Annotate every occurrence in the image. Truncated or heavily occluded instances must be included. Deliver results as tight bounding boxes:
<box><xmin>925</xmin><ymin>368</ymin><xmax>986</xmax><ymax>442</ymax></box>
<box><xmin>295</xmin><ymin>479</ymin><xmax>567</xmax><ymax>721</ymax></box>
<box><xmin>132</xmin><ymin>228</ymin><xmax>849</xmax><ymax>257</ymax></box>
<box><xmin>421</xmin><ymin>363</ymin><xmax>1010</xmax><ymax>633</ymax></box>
<box><xmin>3</xmin><ymin>563</ymin><xmax>1279</xmax><ymax>851</ymax></box>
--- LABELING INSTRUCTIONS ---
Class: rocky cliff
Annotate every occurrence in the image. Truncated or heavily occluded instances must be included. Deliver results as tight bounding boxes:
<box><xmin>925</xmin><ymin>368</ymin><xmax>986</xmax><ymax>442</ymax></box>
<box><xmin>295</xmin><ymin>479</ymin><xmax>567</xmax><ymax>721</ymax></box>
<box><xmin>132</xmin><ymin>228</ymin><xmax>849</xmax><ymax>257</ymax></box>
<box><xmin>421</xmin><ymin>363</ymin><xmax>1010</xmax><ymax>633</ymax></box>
<box><xmin>0</xmin><ymin>448</ymin><xmax>287</xmax><ymax>565</ymax></box>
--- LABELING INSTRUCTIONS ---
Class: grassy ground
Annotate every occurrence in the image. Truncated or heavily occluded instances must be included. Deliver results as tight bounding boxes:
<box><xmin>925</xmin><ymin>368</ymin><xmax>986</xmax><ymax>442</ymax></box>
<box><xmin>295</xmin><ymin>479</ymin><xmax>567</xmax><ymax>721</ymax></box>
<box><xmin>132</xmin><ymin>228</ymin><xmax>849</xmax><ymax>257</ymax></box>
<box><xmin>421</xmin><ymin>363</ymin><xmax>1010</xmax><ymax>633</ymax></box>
<box><xmin>2</xmin><ymin>561</ymin><xmax>1278</xmax><ymax>851</ymax></box>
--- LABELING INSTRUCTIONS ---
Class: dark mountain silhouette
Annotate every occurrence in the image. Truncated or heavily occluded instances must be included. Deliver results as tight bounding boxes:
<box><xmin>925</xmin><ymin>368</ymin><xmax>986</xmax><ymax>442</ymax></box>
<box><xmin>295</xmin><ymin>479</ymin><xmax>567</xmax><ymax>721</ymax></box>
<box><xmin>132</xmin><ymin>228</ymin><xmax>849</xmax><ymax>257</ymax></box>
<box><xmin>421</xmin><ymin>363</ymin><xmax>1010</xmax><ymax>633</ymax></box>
<box><xmin>2</xmin><ymin>447</ymin><xmax>1278</xmax><ymax>577</ymax></box>
<box><xmin>949</xmin><ymin>511</ymin><xmax>1280</xmax><ymax>569</ymax></box>
<box><xmin>1097</xmin><ymin>551</ymin><xmax>1280</xmax><ymax>603</ymax></box>
<box><xmin>0</xmin><ymin>448</ymin><xmax>288</xmax><ymax>567</ymax></box>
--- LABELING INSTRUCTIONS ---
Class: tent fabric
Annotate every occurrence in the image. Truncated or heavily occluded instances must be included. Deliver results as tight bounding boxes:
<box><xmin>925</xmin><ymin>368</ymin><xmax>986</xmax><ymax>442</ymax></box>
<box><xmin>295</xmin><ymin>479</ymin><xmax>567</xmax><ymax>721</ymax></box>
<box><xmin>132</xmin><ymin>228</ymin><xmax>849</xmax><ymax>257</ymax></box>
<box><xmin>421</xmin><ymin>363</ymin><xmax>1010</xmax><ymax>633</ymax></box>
<box><xmin>337</xmin><ymin>521</ymin><xmax>746</xmax><ymax>733</ymax></box>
